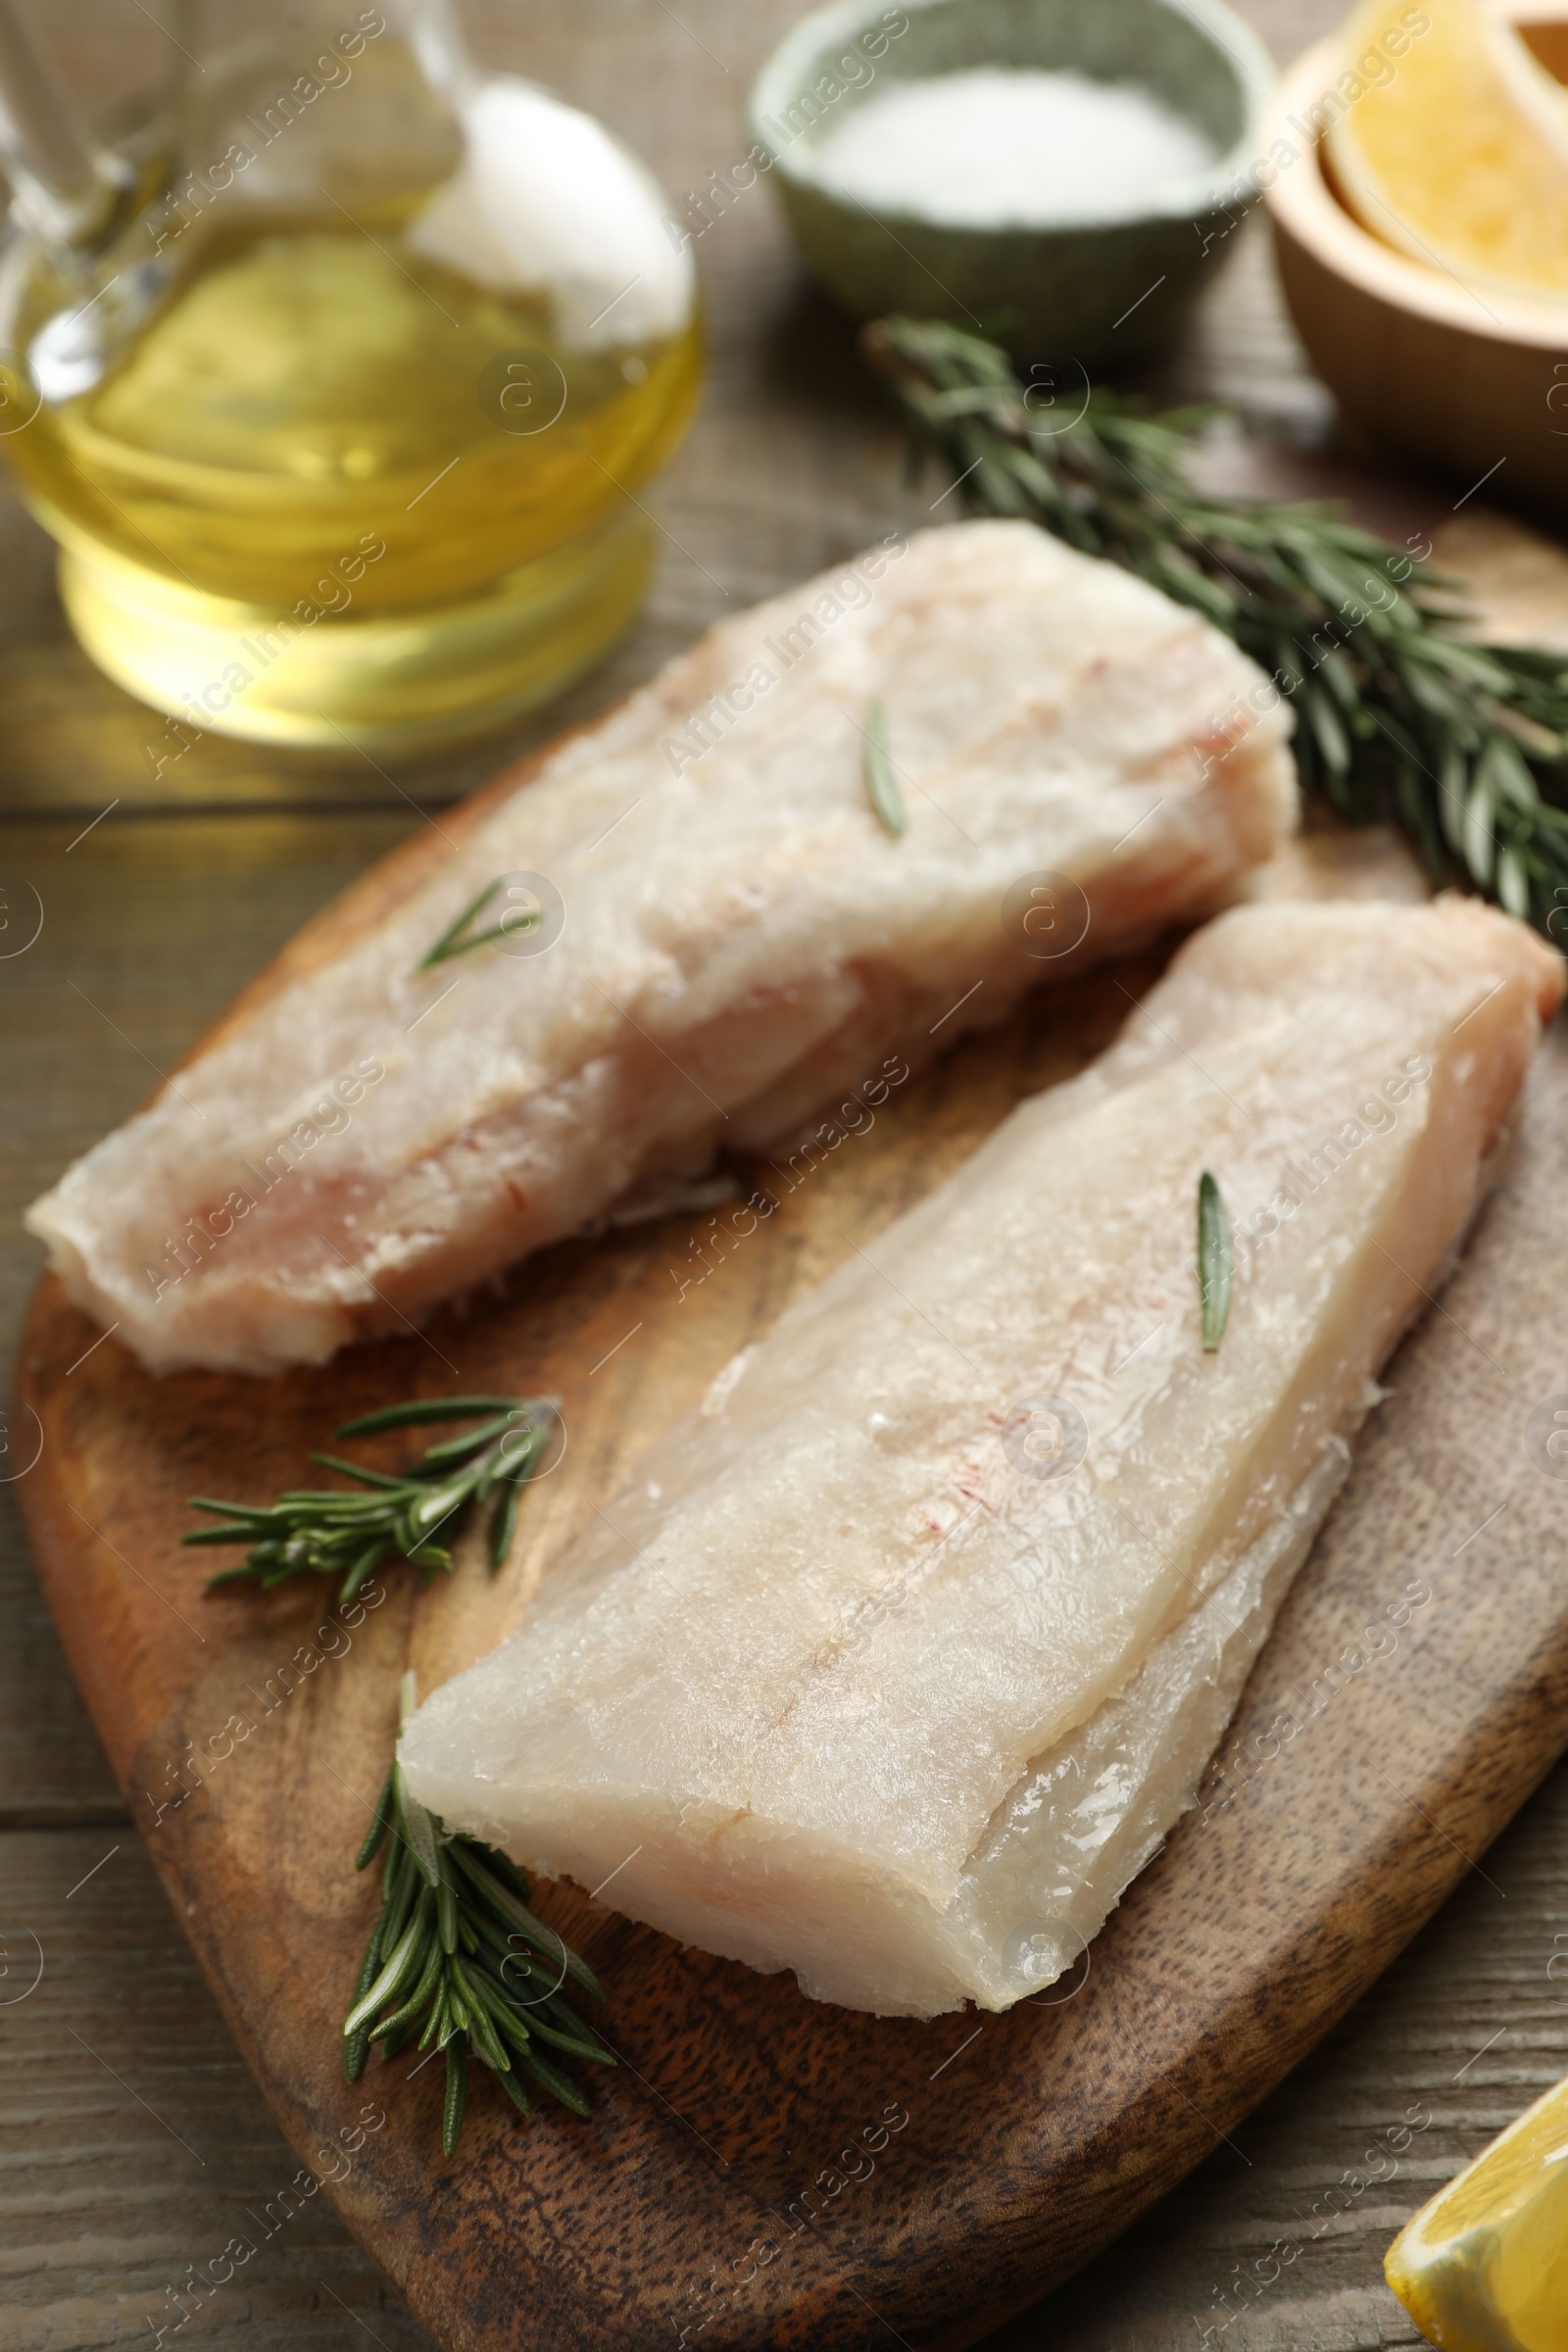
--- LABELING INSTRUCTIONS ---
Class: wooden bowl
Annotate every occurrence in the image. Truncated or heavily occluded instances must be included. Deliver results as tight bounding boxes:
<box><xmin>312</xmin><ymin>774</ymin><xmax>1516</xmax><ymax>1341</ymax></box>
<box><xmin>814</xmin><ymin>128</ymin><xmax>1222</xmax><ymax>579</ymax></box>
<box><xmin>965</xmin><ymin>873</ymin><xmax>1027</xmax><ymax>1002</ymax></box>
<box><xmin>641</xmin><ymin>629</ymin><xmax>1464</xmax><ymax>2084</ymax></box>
<box><xmin>1265</xmin><ymin>40</ymin><xmax>1568</xmax><ymax>513</ymax></box>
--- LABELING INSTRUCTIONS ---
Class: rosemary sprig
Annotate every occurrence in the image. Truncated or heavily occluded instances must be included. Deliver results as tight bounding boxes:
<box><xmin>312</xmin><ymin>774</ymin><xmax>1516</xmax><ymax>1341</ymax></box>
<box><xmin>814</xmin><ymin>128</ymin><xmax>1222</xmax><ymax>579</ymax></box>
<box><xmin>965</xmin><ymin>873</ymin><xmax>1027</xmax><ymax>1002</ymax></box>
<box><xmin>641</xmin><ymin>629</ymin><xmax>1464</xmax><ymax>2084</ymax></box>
<box><xmin>186</xmin><ymin>1395</ymin><xmax>559</xmax><ymax>1603</ymax></box>
<box><xmin>418</xmin><ymin>878</ymin><xmax>539</xmax><ymax>970</ymax></box>
<box><xmin>863</xmin><ymin>317</ymin><xmax>1568</xmax><ymax>934</ymax></box>
<box><xmin>345</xmin><ymin>1675</ymin><xmax>612</xmax><ymax>2155</ymax></box>
<box><xmin>862</xmin><ymin>697</ymin><xmax>906</xmax><ymax>836</ymax></box>
<box><xmin>1198</xmin><ymin>1171</ymin><xmax>1233</xmax><ymax>1352</ymax></box>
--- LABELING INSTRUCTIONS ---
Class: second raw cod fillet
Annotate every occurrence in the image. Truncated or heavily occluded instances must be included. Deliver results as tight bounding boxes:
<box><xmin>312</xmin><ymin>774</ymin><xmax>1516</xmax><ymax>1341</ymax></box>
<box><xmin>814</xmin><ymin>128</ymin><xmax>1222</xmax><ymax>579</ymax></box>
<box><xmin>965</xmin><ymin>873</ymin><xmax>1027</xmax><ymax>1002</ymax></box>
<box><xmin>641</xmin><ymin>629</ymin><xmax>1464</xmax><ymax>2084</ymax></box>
<box><xmin>401</xmin><ymin>898</ymin><xmax>1563</xmax><ymax>2018</ymax></box>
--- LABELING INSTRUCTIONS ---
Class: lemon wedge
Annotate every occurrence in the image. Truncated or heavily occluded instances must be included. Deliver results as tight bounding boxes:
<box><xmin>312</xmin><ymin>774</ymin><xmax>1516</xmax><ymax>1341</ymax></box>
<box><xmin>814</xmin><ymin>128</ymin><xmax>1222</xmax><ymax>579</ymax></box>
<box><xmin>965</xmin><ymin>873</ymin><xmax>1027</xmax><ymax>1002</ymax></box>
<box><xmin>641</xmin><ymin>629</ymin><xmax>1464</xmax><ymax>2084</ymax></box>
<box><xmin>1385</xmin><ymin>2072</ymin><xmax>1568</xmax><ymax>2349</ymax></box>
<box><xmin>1327</xmin><ymin>0</ymin><xmax>1568</xmax><ymax>300</ymax></box>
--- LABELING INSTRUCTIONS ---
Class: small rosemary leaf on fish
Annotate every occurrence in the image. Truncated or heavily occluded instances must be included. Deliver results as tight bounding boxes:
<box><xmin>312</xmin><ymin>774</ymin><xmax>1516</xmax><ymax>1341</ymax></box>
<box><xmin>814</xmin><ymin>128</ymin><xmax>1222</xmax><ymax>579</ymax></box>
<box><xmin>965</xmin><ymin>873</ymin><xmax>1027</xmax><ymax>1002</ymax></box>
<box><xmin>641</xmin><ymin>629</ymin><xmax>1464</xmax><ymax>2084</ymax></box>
<box><xmin>1198</xmin><ymin>1169</ymin><xmax>1234</xmax><ymax>1351</ymax></box>
<box><xmin>862</xmin><ymin>698</ymin><xmax>907</xmax><ymax>837</ymax></box>
<box><xmin>416</xmin><ymin>880</ymin><xmax>540</xmax><ymax>971</ymax></box>
<box><xmin>417</xmin><ymin>879</ymin><xmax>501</xmax><ymax>970</ymax></box>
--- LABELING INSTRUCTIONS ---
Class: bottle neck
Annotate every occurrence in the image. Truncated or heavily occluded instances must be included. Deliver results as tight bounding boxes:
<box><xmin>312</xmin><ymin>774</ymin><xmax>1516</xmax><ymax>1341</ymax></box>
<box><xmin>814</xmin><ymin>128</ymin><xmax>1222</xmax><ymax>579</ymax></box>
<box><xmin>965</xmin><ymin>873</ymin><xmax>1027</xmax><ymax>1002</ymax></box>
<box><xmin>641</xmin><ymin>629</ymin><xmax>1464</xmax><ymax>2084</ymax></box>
<box><xmin>175</xmin><ymin>1</ymin><xmax>473</xmax><ymax>100</ymax></box>
<box><xmin>166</xmin><ymin>1</ymin><xmax>476</xmax><ymax>220</ymax></box>
<box><xmin>0</xmin><ymin>0</ymin><xmax>121</xmax><ymax>243</ymax></box>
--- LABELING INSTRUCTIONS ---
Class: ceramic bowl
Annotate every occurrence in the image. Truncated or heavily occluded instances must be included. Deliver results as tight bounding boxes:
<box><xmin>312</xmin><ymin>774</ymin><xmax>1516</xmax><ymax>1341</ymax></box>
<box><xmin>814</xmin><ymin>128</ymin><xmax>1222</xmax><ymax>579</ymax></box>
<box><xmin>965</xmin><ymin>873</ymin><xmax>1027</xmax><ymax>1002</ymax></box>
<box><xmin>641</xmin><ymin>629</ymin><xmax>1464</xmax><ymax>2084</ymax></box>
<box><xmin>747</xmin><ymin>0</ymin><xmax>1276</xmax><ymax>363</ymax></box>
<box><xmin>1265</xmin><ymin>40</ymin><xmax>1568</xmax><ymax>513</ymax></box>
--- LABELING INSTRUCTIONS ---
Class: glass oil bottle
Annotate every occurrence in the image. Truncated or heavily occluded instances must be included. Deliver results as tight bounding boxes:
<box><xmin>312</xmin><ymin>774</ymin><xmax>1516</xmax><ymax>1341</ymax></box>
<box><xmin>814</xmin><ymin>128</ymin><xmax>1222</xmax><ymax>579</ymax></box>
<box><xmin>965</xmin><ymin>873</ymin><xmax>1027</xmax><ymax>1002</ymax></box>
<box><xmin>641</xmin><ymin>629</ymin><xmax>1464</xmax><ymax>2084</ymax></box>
<box><xmin>0</xmin><ymin>0</ymin><xmax>704</xmax><ymax>753</ymax></box>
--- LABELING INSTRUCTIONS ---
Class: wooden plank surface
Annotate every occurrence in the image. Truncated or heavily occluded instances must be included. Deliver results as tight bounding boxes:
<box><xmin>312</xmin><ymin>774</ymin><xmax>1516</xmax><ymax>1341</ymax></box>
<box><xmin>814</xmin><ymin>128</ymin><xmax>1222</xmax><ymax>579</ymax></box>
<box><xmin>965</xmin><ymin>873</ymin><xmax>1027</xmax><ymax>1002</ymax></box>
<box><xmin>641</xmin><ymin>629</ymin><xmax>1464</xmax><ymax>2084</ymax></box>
<box><xmin>5</xmin><ymin>0</ymin><xmax>1565</xmax><ymax>2344</ymax></box>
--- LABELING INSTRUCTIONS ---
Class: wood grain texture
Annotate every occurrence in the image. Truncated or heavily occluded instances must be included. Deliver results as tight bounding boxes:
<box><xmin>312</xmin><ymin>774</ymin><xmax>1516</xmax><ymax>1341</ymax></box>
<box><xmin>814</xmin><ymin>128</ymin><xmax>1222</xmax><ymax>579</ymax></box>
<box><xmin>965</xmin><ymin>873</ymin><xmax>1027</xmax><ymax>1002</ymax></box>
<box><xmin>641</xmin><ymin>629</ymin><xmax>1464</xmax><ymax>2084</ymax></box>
<box><xmin>14</xmin><ymin>785</ymin><xmax>1568</xmax><ymax>2350</ymax></box>
<box><xmin>9</xmin><ymin>810</ymin><xmax>1568</xmax><ymax>2351</ymax></box>
<box><xmin>0</xmin><ymin>1825</ymin><xmax>434</xmax><ymax>2352</ymax></box>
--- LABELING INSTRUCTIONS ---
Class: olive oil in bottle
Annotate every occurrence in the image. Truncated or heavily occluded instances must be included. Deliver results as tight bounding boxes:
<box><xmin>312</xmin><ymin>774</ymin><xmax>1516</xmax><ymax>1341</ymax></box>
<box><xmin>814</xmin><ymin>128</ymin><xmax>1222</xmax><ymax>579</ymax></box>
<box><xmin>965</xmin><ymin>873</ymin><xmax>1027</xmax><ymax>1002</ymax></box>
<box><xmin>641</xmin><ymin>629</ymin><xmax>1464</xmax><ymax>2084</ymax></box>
<box><xmin>0</xmin><ymin>6</ymin><xmax>703</xmax><ymax>753</ymax></box>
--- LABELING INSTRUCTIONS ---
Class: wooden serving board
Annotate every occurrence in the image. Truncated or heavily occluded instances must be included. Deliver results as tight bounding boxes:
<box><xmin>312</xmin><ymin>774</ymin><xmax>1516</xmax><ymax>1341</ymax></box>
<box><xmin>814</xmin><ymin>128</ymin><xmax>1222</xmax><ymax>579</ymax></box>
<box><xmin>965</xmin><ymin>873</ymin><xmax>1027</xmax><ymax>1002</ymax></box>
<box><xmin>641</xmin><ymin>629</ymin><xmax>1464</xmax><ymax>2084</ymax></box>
<box><xmin>17</xmin><ymin>514</ymin><xmax>1568</xmax><ymax>2352</ymax></box>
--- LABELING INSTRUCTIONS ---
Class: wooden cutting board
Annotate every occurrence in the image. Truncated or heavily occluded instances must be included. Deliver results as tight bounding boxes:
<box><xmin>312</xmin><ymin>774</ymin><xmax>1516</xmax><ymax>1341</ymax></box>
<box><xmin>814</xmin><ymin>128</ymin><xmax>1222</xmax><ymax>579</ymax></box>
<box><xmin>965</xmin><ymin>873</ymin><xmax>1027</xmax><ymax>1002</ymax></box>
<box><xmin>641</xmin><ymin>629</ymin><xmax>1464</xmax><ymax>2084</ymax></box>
<box><xmin>16</xmin><ymin>505</ymin><xmax>1568</xmax><ymax>2352</ymax></box>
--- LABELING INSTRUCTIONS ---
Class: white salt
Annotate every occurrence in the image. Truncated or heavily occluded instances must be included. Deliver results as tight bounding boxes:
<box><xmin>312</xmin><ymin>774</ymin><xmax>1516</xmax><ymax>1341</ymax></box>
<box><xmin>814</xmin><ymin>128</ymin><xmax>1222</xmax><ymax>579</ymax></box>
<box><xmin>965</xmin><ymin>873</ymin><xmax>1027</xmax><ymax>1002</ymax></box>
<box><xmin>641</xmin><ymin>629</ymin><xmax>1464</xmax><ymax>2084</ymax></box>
<box><xmin>811</xmin><ymin>67</ymin><xmax>1221</xmax><ymax>225</ymax></box>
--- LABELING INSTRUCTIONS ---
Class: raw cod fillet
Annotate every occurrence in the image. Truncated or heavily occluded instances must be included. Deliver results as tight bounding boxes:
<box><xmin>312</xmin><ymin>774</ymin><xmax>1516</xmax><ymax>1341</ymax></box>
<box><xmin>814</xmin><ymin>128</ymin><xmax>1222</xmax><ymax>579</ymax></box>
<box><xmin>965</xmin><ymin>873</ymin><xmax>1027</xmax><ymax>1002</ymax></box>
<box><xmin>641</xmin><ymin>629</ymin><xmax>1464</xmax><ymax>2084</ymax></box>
<box><xmin>25</xmin><ymin>519</ymin><xmax>1294</xmax><ymax>1374</ymax></box>
<box><xmin>401</xmin><ymin>899</ymin><xmax>1563</xmax><ymax>2018</ymax></box>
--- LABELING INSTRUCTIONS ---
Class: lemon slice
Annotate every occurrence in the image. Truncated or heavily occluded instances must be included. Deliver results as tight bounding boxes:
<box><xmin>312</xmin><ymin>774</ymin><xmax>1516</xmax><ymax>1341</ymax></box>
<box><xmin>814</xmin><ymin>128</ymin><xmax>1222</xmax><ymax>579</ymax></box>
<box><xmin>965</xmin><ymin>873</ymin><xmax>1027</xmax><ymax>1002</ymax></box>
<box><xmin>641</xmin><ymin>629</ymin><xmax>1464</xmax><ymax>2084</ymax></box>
<box><xmin>1385</xmin><ymin>2072</ymin><xmax>1568</xmax><ymax>2349</ymax></box>
<box><xmin>1327</xmin><ymin>0</ymin><xmax>1568</xmax><ymax>300</ymax></box>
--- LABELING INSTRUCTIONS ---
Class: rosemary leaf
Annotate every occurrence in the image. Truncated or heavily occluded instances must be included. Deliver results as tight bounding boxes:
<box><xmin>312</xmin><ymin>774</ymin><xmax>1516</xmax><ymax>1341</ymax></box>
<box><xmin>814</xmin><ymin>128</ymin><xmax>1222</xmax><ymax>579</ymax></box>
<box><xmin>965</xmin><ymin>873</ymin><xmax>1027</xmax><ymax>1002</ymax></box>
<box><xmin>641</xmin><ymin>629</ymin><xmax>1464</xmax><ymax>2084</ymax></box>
<box><xmin>521</xmin><ymin>2007</ymin><xmax>617</xmax><ymax>2064</ymax></box>
<box><xmin>341</xmin><ymin>1916</ymin><xmax>385</xmax><ymax>2084</ymax></box>
<box><xmin>344</xmin><ymin>1913</ymin><xmax>426</xmax><ymax>2039</ymax></box>
<box><xmin>417</xmin><ymin>882</ymin><xmax>541</xmax><ymax>971</ymax></box>
<box><xmin>355</xmin><ymin>1764</ymin><xmax>397</xmax><ymax>1871</ymax></box>
<box><xmin>512</xmin><ymin>2039</ymin><xmax>595</xmax><ymax>2119</ymax></box>
<box><xmin>375</xmin><ymin>1934</ymin><xmax>446</xmax><ymax>2046</ymax></box>
<box><xmin>337</xmin><ymin>1395</ymin><xmax>524</xmax><ymax>1438</ymax></box>
<box><xmin>442</xmin><ymin>2034</ymin><xmax>469</xmax><ymax>2157</ymax></box>
<box><xmin>307</xmin><ymin>1454</ymin><xmax>408</xmax><ymax>1492</ymax></box>
<box><xmin>463</xmin><ymin>1985</ymin><xmax>513</xmax><ymax>2077</ymax></box>
<box><xmin>397</xmin><ymin>1766</ymin><xmax>443</xmax><ymax>1890</ymax></box>
<box><xmin>436</xmin><ymin>1847</ymin><xmax>460</xmax><ymax>1955</ymax></box>
<box><xmin>498</xmin><ymin>2064</ymin><xmax>532</xmax><ymax>2115</ymax></box>
<box><xmin>862</xmin><ymin>316</ymin><xmax>1568</xmax><ymax>936</ymax></box>
<box><xmin>1198</xmin><ymin>1170</ymin><xmax>1234</xmax><ymax>1353</ymax></box>
<box><xmin>448</xmin><ymin>1843</ymin><xmax>606</xmax><ymax>2002</ymax></box>
<box><xmin>489</xmin><ymin>1480</ymin><xmax>522</xmax><ymax>1572</ymax></box>
<box><xmin>862</xmin><ymin>698</ymin><xmax>907</xmax><ymax>837</ymax></box>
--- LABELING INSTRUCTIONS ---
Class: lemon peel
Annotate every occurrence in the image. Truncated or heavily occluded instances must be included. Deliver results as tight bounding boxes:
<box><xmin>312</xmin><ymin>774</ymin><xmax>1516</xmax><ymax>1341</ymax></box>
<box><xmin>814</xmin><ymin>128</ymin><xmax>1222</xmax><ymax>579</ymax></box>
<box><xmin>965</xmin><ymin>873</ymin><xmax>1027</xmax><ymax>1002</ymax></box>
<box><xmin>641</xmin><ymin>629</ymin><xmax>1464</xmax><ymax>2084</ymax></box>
<box><xmin>1386</xmin><ymin>2072</ymin><xmax>1568</xmax><ymax>2350</ymax></box>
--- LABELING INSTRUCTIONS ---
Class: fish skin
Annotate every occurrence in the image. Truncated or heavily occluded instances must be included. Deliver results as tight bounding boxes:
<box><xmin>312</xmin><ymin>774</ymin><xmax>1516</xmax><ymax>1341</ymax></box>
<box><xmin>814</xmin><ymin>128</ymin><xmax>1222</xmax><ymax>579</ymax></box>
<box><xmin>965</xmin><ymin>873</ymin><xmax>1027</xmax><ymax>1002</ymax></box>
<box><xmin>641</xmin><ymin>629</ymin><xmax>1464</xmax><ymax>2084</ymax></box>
<box><xmin>399</xmin><ymin>898</ymin><xmax>1563</xmax><ymax>2018</ymax></box>
<box><xmin>25</xmin><ymin>520</ymin><xmax>1294</xmax><ymax>1374</ymax></box>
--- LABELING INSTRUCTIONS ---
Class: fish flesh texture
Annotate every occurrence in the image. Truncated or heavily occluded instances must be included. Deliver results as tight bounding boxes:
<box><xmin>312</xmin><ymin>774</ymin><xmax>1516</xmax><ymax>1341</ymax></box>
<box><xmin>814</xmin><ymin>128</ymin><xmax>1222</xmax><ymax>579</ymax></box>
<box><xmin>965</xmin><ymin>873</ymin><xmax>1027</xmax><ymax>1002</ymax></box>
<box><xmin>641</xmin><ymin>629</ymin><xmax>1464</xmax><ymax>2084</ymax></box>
<box><xmin>26</xmin><ymin>519</ymin><xmax>1294</xmax><ymax>1374</ymax></box>
<box><xmin>403</xmin><ymin>899</ymin><xmax>1560</xmax><ymax>2014</ymax></box>
<box><xmin>400</xmin><ymin>899</ymin><xmax>1562</xmax><ymax>2017</ymax></box>
<box><xmin>27</xmin><ymin>523</ymin><xmax>1294</xmax><ymax>1373</ymax></box>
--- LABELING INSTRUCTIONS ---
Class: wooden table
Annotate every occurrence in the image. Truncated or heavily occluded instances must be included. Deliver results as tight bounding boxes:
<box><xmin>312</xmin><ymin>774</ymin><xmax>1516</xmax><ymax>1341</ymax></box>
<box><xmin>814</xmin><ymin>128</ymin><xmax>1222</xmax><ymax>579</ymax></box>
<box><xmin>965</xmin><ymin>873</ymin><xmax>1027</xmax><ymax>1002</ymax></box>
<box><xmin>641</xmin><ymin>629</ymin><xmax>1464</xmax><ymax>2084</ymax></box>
<box><xmin>4</xmin><ymin>3</ymin><xmax>1564</xmax><ymax>2346</ymax></box>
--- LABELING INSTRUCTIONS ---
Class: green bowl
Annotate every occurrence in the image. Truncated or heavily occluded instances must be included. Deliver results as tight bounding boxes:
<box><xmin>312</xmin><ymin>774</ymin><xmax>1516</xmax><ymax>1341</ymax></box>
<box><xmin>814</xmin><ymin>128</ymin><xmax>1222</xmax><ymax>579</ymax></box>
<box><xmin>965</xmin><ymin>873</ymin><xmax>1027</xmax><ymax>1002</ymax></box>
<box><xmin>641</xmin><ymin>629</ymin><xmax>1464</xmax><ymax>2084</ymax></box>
<box><xmin>748</xmin><ymin>0</ymin><xmax>1276</xmax><ymax>364</ymax></box>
